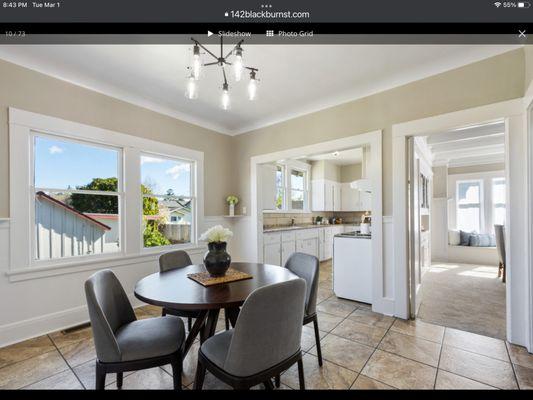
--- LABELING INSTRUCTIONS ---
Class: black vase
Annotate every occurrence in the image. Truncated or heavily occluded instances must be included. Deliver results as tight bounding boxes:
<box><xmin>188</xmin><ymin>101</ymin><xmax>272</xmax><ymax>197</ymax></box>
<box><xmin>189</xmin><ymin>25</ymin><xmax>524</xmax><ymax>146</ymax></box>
<box><xmin>203</xmin><ymin>241</ymin><xmax>231</xmax><ymax>277</ymax></box>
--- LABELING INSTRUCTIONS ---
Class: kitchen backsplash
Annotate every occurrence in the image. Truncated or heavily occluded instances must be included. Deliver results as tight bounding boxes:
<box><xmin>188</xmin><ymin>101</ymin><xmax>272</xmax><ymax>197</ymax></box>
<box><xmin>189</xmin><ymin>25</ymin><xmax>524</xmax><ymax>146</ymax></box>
<box><xmin>263</xmin><ymin>211</ymin><xmax>368</xmax><ymax>227</ymax></box>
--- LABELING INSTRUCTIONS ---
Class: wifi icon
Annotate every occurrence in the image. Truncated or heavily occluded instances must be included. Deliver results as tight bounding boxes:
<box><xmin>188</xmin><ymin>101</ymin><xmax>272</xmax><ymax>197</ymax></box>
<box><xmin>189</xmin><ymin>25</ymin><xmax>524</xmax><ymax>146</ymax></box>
<box><xmin>494</xmin><ymin>1</ymin><xmax>502</xmax><ymax>7</ymax></box>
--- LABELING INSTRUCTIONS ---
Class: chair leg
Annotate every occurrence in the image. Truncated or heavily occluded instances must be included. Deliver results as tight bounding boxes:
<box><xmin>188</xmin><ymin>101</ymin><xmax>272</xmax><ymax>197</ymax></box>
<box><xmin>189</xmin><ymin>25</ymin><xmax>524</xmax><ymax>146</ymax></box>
<box><xmin>297</xmin><ymin>356</ymin><xmax>305</xmax><ymax>390</ymax></box>
<box><xmin>225</xmin><ymin>313</ymin><xmax>230</xmax><ymax>330</ymax></box>
<box><xmin>274</xmin><ymin>374</ymin><xmax>281</xmax><ymax>388</ymax></box>
<box><xmin>498</xmin><ymin>262</ymin><xmax>502</xmax><ymax>278</ymax></box>
<box><xmin>95</xmin><ymin>361</ymin><xmax>106</xmax><ymax>390</ymax></box>
<box><xmin>187</xmin><ymin>317</ymin><xmax>192</xmax><ymax>332</ymax></box>
<box><xmin>193</xmin><ymin>360</ymin><xmax>206</xmax><ymax>390</ymax></box>
<box><xmin>312</xmin><ymin>316</ymin><xmax>323</xmax><ymax>367</ymax></box>
<box><xmin>263</xmin><ymin>379</ymin><xmax>274</xmax><ymax>390</ymax></box>
<box><xmin>171</xmin><ymin>356</ymin><xmax>183</xmax><ymax>390</ymax></box>
<box><xmin>116</xmin><ymin>372</ymin><xmax>123</xmax><ymax>389</ymax></box>
<box><xmin>162</xmin><ymin>309</ymin><xmax>166</xmax><ymax>317</ymax></box>
<box><xmin>502</xmin><ymin>263</ymin><xmax>506</xmax><ymax>283</ymax></box>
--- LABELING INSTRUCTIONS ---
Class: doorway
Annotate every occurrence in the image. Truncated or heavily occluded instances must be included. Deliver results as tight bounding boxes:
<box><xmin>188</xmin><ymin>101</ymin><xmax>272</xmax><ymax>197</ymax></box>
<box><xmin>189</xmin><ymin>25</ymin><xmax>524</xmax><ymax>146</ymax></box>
<box><xmin>406</xmin><ymin>123</ymin><xmax>508</xmax><ymax>339</ymax></box>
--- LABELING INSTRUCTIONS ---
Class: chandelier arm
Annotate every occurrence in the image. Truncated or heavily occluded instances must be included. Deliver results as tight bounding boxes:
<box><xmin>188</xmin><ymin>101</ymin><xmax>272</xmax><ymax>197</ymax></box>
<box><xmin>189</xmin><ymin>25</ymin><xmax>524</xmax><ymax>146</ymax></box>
<box><xmin>224</xmin><ymin>39</ymin><xmax>245</xmax><ymax>60</ymax></box>
<box><xmin>191</xmin><ymin>37</ymin><xmax>219</xmax><ymax>61</ymax></box>
<box><xmin>244</xmin><ymin>66</ymin><xmax>259</xmax><ymax>72</ymax></box>
<box><xmin>203</xmin><ymin>61</ymin><xmax>220</xmax><ymax>66</ymax></box>
<box><xmin>220</xmin><ymin>36</ymin><xmax>223</xmax><ymax>59</ymax></box>
<box><xmin>222</xmin><ymin>67</ymin><xmax>228</xmax><ymax>86</ymax></box>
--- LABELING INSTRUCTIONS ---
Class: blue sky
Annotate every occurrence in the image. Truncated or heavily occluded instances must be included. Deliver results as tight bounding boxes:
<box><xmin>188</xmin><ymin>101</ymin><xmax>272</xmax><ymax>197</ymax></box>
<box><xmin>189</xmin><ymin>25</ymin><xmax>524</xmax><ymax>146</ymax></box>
<box><xmin>34</xmin><ymin>136</ymin><xmax>191</xmax><ymax>196</ymax></box>
<box><xmin>34</xmin><ymin>136</ymin><xmax>118</xmax><ymax>190</ymax></box>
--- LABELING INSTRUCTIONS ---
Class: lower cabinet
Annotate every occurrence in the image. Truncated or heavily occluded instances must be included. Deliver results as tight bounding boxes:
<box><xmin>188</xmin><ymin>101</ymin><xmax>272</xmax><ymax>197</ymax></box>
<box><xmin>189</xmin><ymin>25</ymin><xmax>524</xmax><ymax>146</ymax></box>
<box><xmin>263</xmin><ymin>242</ymin><xmax>281</xmax><ymax>266</ymax></box>
<box><xmin>281</xmin><ymin>240</ymin><xmax>296</xmax><ymax>266</ymax></box>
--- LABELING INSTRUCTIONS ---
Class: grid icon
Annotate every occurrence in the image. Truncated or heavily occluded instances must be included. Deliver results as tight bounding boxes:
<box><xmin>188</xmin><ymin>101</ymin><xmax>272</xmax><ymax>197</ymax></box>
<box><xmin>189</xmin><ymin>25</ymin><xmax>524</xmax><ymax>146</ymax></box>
<box><xmin>266</xmin><ymin>30</ymin><xmax>274</xmax><ymax>37</ymax></box>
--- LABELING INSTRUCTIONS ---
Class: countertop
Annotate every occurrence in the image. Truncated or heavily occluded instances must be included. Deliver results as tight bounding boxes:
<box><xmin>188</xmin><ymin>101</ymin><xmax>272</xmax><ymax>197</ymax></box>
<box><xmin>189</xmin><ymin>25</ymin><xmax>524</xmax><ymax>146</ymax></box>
<box><xmin>263</xmin><ymin>223</ymin><xmax>359</xmax><ymax>233</ymax></box>
<box><xmin>334</xmin><ymin>232</ymin><xmax>372</xmax><ymax>239</ymax></box>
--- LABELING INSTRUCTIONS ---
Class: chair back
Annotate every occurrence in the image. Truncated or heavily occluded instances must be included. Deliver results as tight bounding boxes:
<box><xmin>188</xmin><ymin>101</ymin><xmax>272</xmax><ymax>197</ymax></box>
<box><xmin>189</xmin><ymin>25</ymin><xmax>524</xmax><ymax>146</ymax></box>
<box><xmin>494</xmin><ymin>224</ymin><xmax>506</xmax><ymax>266</ymax></box>
<box><xmin>85</xmin><ymin>269</ymin><xmax>136</xmax><ymax>362</ymax></box>
<box><xmin>223</xmin><ymin>278</ymin><xmax>306</xmax><ymax>377</ymax></box>
<box><xmin>284</xmin><ymin>252</ymin><xmax>320</xmax><ymax>317</ymax></box>
<box><xmin>159</xmin><ymin>250</ymin><xmax>193</xmax><ymax>273</ymax></box>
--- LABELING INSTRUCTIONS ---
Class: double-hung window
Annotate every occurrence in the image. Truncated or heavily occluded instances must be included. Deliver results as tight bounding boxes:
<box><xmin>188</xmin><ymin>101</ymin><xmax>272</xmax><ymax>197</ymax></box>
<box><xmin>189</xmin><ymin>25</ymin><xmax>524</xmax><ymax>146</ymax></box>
<box><xmin>456</xmin><ymin>180</ymin><xmax>483</xmax><ymax>233</ymax></box>
<box><xmin>33</xmin><ymin>134</ymin><xmax>122</xmax><ymax>260</ymax></box>
<box><xmin>492</xmin><ymin>178</ymin><xmax>506</xmax><ymax>226</ymax></box>
<box><xmin>272</xmin><ymin>163</ymin><xmax>309</xmax><ymax>212</ymax></box>
<box><xmin>275</xmin><ymin>164</ymin><xmax>285</xmax><ymax>210</ymax></box>
<box><xmin>290</xmin><ymin>169</ymin><xmax>306</xmax><ymax>210</ymax></box>
<box><xmin>140</xmin><ymin>155</ymin><xmax>195</xmax><ymax>248</ymax></box>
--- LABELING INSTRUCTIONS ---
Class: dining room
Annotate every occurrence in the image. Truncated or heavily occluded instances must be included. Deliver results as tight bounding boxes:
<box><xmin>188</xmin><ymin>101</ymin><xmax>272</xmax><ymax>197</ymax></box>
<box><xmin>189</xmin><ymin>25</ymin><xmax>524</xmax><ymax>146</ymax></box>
<box><xmin>1</xmin><ymin>43</ymin><xmax>533</xmax><ymax>392</ymax></box>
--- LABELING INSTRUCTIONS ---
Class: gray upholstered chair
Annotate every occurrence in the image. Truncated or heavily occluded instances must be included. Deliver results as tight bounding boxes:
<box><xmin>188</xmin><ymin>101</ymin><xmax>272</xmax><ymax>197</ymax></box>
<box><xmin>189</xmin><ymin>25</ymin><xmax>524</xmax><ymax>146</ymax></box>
<box><xmin>494</xmin><ymin>225</ymin><xmax>506</xmax><ymax>283</ymax></box>
<box><xmin>159</xmin><ymin>250</ymin><xmax>200</xmax><ymax>330</ymax></box>
<box><xmin>85</xmin><ymin>270</ymin><xmax>185</xmax><ymax>390</ymax></box>
<box><xmin>194</xmin><ymin>278</ymin><xmax>307</xmax><ymax>390</ymax></box>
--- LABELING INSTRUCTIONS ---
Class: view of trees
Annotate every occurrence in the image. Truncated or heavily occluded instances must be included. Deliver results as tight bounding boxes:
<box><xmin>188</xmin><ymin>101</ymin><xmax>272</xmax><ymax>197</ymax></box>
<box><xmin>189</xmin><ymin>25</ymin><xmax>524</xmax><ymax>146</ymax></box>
<box><xmin>69</xmin><ymin>177</ymin><xmax>170</xmax><ymax>247</ymax></box>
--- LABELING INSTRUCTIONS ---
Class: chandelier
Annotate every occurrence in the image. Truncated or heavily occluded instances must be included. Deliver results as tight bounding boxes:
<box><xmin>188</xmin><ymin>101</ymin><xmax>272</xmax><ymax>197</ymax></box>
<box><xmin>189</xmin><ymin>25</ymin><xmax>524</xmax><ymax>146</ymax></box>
<box><xmin>185</xmin><ymin>36</ymin><xmax>259</xmax><ymax>110</ymax></box>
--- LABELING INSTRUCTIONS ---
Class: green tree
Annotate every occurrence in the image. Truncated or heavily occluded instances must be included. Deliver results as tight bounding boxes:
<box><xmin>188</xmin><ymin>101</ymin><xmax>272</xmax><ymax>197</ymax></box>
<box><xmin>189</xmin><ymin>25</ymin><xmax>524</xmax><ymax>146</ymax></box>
<box><xmin>69</xmin><ymin>177</ymin><xmax>170</xmax><ymax>247</ymax></box>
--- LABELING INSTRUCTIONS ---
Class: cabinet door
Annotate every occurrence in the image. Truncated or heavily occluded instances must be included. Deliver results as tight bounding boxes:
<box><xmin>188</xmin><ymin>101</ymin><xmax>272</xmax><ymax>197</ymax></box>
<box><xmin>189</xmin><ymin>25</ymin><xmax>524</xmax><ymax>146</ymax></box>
<box><xmin>304</xmin><ymin>238</ymin><xmax>318</xmax><ymax>258</ymax></box>
<box><xmin>311</xmin><ymin>180</ymin><xmax>325</xmax><ymax>212</ymax></box>
<box><xmin>360</xmin><ymin>191</ymin><xmax>372</xmax><ymax>211</ymax></box>
<box><xmin>333</xmin><ymin>183</ymin><xmax>341</xmax><ymax>211</ymax></box>
<box><xmin>263</xmin><ymin>243</ymin><xmax>281</xmax><ymax>266</ymax></box>
<box><xmin>281</xmin><ymin>240</ymin><xmax>296</xmax><ymax>266</ymax></box>
<box><xmin>324</xmin><ymin>181</ymin><xmax>334</xmax><ymax>211</ymax></box>
<box><xmin>341</xmin><ymin>183</ymin><xmax>360</xmax><ymax>211</ymax></box>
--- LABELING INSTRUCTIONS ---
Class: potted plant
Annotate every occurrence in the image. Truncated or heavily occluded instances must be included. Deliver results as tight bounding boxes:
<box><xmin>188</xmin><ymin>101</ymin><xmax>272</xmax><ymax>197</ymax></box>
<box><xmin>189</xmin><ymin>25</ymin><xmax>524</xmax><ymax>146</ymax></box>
<box><xmin>226</xmin><ymin>195</ymin><xmax>239</xmax><ymax>216</ymax></box>
<box><xmin>199</xmin><ymin>225</ymin><xmax>233</xmax><ymax>276</ymax></box>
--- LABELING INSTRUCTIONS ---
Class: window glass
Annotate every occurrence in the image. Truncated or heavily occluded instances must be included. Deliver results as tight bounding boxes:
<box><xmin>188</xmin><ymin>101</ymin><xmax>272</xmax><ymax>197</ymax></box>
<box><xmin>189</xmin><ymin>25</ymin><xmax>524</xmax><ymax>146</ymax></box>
<box><xmin>456</xmin><ymin>181</ymin><xmax>482</xmax><ymax>233</ymax></box>
<box><xmin>34</xmin><ymin>136</ymin><xmax>118</xmax><ymax>190</ymax></box>
<box><xmin>141</xmin><ymin>155</ymin><xmax>191</xmax><ymax>197</ymax></box>
<box><xmin>290</xmin><ymin>169</ymin><xmax>305</xmax><ymax>210</ymax></box>
<box><xmin>33</xmin><ymin>135</ymin><xmax>121</xmax><ymax>260</ymax></box>
<box><xmin>275</xmin><ymin>165</ymin><xmax>284</xmax><ymax>210</ymax></box>
<box><xmin>141</xmin><ymin>154</ymin><xmax>194</xmax><ymax>247</ymax></box>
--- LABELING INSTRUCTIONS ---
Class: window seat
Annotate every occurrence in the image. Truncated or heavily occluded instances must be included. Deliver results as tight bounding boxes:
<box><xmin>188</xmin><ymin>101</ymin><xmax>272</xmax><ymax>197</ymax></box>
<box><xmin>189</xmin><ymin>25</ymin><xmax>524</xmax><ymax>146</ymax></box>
<box><xmin>445</xmin><ymin>244</ymin><xmax>498</xmax><ymax>266</ymax></box>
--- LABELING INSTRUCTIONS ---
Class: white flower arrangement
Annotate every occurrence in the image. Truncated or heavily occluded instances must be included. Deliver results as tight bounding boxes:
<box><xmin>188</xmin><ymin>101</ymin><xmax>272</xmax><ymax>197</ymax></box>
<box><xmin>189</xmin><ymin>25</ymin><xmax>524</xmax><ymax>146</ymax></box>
<box><xmin>199</xmin><ymin>225</ymin><xmax>234</xmax><ymax>243</ymax></box>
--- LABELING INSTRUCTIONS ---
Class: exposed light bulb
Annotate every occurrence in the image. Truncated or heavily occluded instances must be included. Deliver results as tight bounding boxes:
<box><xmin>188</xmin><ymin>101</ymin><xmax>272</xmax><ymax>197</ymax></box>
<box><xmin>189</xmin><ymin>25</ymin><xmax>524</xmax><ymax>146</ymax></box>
<box><xmin>221</xmin><ymin>83</ymin><xmax>230</xmax><ymax>110</ymax></box>
<box><xmin>233</xmin><ymin>46</ymin><xmax>243</xmax><ymax>81</ymax></box>
<box><xmin>185</xmin><ymin>75</ymin><xmax>197</xmax><ymax>99</ymax></box>
<box><xmin>192</xmin><ymin>44</ymin><xmax>201</xmax><ymax>80</ymax></box>
<box><xmin>248</xmin><ymin>70</ymin><xmax>257</xmax><ymax>101</ymax></box>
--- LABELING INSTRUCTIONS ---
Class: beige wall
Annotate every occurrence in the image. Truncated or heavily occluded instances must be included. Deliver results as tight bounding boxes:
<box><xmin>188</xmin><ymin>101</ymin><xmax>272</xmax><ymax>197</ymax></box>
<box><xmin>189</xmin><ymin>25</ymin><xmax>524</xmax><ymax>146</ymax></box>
<box><xmin>0</xmin><ymin>59</ymin><xmax>235</xmax><ymax>217</ymax></box>
<box><xmin>232</xmin><ymin>48</ymin><xmax>525</xmax><ymax>215</ymax></box>
<box><xmin>448</xmin><ymin>162</ymin><xmax>505</xmax><ymax>175</ymax></box>
<box><xmin>525</xmin><ymin>45</ymin><xmax>533</xmax><ymax>92</ymax></box>
<box><xmin>340</xmin><ymin>163</ymin><xmax>362</xmax><ymax>183</ymax></box>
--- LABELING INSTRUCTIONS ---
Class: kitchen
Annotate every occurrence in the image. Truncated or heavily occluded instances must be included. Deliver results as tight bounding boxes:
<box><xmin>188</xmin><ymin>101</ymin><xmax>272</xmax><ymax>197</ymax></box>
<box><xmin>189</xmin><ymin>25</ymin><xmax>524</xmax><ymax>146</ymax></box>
<box><xmin>259</xmin><ymin>146</ymin><xmax>373</xmax><ymax>304</ymax></box>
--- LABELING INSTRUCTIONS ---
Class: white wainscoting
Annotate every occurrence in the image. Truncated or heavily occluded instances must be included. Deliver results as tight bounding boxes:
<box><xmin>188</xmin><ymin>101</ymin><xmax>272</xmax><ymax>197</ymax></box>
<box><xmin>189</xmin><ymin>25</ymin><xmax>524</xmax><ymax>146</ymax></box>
<box><xmin>0</xmin><ymin>218</ymin><xmax>230</xmax><ymax>348</ymax></box>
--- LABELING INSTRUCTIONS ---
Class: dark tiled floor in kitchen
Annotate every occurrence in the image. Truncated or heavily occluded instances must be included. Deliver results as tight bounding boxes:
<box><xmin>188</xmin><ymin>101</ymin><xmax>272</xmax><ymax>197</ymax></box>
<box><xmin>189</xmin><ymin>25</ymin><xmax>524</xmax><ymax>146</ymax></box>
<box><xmin>1</xmin><ymin>260</ymin><xmax>532</xmax><ymax>390</ymax></box>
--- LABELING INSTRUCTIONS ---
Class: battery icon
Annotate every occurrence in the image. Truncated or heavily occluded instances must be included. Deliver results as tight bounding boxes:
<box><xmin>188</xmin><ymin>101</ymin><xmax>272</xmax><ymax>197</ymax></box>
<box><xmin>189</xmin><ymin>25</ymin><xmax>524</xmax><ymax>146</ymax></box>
<box><xmin>519</xmin><ymin>2</ymin><xmax>531</xmax><ymax>8</ymax></box>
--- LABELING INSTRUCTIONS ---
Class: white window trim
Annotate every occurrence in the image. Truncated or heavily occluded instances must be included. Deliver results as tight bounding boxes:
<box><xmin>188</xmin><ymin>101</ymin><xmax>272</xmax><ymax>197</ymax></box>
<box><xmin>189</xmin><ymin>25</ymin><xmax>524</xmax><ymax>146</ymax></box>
<box><xmin>8</xmin><ymin>107</ymin><xmax>204</xmax><ymax>279</ymax></box>
<box><xmin>455</xmin><ymin>179</ymin><xmax>484</xmax><ymax>233</ymax></box>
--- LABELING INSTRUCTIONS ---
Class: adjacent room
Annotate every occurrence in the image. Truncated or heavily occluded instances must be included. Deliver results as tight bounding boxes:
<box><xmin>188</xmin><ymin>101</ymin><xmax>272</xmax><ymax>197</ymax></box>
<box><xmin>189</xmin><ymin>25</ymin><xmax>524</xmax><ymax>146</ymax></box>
<box><xmin>0</xmin><ymin>44</ymin><xmax>532</xmax><ymax>390</ymax></box>
<box><xmin>407</xmin><ymin>122</ymin><xmax>507</xmax><ymax>339</ymax></box>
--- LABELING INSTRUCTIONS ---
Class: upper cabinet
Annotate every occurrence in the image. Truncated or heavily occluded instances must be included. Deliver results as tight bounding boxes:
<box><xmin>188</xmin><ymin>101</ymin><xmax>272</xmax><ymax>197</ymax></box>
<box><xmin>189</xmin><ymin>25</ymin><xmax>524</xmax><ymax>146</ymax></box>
<box><xmin>311</xmin><ymin>159</ymin><xmax>371</xmax><ymax>212</ymax></box>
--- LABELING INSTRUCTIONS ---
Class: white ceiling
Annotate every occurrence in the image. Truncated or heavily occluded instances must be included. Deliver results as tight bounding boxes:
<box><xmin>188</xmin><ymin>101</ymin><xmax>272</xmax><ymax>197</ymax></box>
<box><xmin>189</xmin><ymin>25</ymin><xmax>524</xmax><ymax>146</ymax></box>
<box><xmin>304</xmin><ymin>147</ymin><xmax>363</xmax><ymax>166</ymax></box>
<box><xmin>427</xmin><ymin>121</ymin><xmax>505</xmax><ymax>167</ymax></box>
<box><xmin>0</xmin><ymin>44</ymin><xmax>519</xmax><ymax>135</ymax></box>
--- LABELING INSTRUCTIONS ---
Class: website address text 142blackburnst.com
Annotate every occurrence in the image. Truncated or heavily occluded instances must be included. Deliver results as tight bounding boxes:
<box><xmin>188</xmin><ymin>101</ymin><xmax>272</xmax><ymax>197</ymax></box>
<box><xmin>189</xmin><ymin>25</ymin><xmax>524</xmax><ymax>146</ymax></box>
<box><xmin>226</xmin><ymin>10</ymin><xmax>311</xmax><ymax>20</ymax></box>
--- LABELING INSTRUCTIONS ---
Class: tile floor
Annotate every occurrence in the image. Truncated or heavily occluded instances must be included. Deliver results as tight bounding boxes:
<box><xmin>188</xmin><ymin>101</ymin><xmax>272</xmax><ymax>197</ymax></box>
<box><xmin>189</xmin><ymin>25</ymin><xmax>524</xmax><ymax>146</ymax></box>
<box><xmin>1</xmin><ymin>260</ymin><xmax>532</xmax><ymax>390</ymax></box>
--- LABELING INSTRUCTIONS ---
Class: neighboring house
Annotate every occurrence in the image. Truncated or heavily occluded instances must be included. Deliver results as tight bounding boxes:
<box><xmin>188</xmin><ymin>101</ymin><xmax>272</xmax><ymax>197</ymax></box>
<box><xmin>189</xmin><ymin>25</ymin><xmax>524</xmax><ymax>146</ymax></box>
<box><xmin>35</xmin><ymin>191</ymin><xmax>112</xmax><ymax>259</ymax></box>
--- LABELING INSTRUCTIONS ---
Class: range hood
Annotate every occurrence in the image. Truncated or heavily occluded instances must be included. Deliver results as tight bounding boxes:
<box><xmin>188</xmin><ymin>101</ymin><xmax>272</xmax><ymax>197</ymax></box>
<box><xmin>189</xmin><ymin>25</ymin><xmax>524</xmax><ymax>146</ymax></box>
<box><xmin>350</xmin><ymin>146</ymin><xmax>372</xmax><ymax>193</ymax></box>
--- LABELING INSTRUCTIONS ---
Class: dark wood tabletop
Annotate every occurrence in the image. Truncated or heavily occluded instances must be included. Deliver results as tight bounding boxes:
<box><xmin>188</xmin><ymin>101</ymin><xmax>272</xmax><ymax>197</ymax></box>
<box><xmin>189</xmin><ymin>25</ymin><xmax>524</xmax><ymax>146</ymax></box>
<box><xmin>134</xmin><ymin>262</ymin><xmax>299</xmax><ymax>311</ymax></box>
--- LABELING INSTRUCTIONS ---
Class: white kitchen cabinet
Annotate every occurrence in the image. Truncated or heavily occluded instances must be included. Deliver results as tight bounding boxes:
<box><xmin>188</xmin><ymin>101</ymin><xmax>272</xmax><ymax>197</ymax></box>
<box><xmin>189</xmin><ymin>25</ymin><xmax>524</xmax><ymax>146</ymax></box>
<box><xmin>296</xmin><ymin>238</ymin><xmax>318</xmax><ymax>258</ymax></box>
<box><xmin>281</xmin><ymin>240</ymin><xmax>296</xmax><ymax>266</ymax></box>
<box><xmin>312</xmin><ymin>179</ymin><xmax>341</xmax><ymax>212</ymax></box>
<box><xmin>360</xmin><ymin>191</ymin><xmax>372</xmax><ymax>211</ymax></box>
<box><xmin>263</xmin><ymin>243</ymin><xmax>281</xmax><ymax>265</ymax></box>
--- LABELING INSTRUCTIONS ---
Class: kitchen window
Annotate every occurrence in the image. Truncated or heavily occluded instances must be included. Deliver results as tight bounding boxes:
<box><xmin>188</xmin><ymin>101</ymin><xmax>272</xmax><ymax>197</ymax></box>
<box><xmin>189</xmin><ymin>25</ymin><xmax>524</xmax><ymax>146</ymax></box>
<box><xmin>272</xmin><ymin>163</ymin><xmax>310</xmax><ymax>212</ymax></box>
<box><xmin>290</xmin><ymin>169</ymin><xmax>306</xmax><ymax>210</ymax></box>
<box><xmin>456</xmin><ymin>180</ymin><xmax>483</xmax><ymax>233</ymax></box>
<box><xmin>33</xmin><ymin>134</ymin><xmax>122</xmax><ymax>260</ymax></box>
<box><xmin>140</xmin><ymin>154</ymin><xmax>195</xmax><ymax>248</ymax></box>
<box><xmin>492</xmin><ymin>178</ymin><xmax>506</xmax><ymax>226</ymax></box>
<box><xmin>275</xmin><ymin>164</ymin><xmax>285</xmax><ymax>210</ymax></box>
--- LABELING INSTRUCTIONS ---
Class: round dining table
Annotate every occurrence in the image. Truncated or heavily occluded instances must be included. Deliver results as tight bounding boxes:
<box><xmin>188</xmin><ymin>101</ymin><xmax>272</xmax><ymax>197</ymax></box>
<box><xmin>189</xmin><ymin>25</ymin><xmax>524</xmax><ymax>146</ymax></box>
<box><xmin>134</xmin><ymin>262</ymin><xmax>299</xmax><ymax>356</ymax></box>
